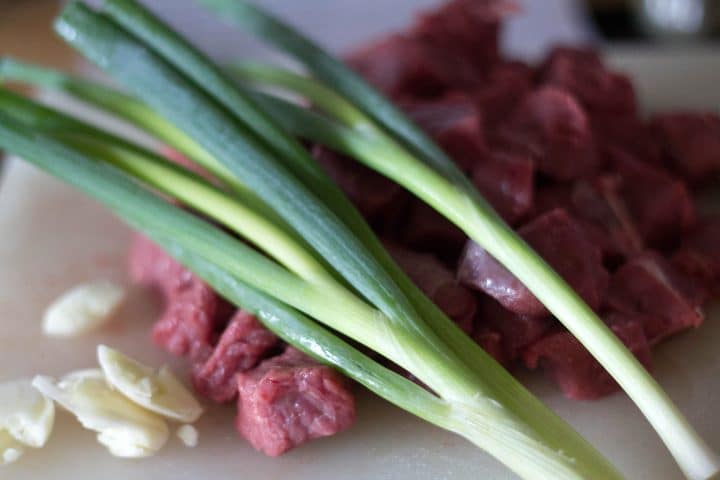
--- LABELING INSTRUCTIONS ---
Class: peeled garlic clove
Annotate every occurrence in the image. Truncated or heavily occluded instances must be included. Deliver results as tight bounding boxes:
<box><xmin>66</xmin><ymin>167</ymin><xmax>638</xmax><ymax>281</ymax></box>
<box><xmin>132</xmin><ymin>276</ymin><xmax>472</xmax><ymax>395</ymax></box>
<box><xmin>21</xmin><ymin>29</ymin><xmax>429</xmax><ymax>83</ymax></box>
<box><xmin>32</xmin><ymin>370</ymin><xmax>168</xmax><ymax>458</ymax></box>
<box><xmin>43</xmin><ymin>281</ymin><xmax>126</xmax><ymax>336</ymax></box>
<box><xmin>98</xmin><ymin>345</ymin><xmax>203</xmax><ymax>423</ymax></box>
<box><xmin>176</xmin><ymin>424</ymin><xmax>198</xmax><ymax>448</ymax></box>
<box><xmin>0</xmin><ymin>430</ymin><xmax>24</xmax><ymax>465</ymax></box>
<box><xmin>0</xmin><ymin>379</ymin><xmax>55</xmax><ymax>448</ymax></box>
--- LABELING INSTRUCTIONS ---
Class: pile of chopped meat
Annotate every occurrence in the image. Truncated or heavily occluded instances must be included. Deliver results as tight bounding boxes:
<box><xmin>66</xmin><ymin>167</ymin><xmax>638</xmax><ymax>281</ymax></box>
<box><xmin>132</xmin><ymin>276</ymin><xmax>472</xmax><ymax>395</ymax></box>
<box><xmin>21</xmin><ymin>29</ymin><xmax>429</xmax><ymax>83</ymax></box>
<box><xmin>128</xmin><ymin>0</ymin><xmax>720</xmax><ymax>456</ymax></box>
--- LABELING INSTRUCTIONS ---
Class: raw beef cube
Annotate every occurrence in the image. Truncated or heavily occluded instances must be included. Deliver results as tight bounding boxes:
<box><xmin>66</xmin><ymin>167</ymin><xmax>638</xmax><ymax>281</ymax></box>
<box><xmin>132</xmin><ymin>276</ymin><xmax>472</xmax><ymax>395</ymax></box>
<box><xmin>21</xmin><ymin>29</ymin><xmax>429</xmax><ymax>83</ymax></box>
<box><xmin>478</xmin><ymin>298</ymin><xmax>555</xmax><ymax>360</ymax></box>
<box><xmin>435</xmin><ymin>115</ymin><xmax>488</xmax><ymax>173</ymax></box>
<box><xmin>474</xmin><ymin>61</ymin><xmax>535</xmax><ymax>127</ymax></box>
<box><xmin>610</xmin><ymin>149</ymin><xmax>695</xmax><ymax>249</ymax></box>
<box><xmin>385</xmin><ymin>243</ymin><xmax>477</xmax><ymax>334</ymax></box>
<box><xmin>591</xmin><ymin>113</ymin><xmax>662</xmax><ymax>166</ymax></box>
<box><xmin>236</xmin><ymin>347</ymin><xmax>355</xmax><ymax>456</ymax></box>
<box><xmin>193</xmin><ymin>311</ymin><xmax>279</xmax><ymax>403</ymax></box>
<box><xmin>346</xmin><ymin>34</ymin><xmax>471</xmax><ymax>99</ymax></box>
<box><xmin>151</xmin><ymin>279</ymin><xmax>221</xmax><ymax>361</ymax></box>
<box><xmin>540</xmin><ymin>46</ymin><xmax>637</xmax><ymax>115</ymax></box>
<box><xmin>399</xmin><ymin>199</ymin><xmax>467</xmax><ymax>261</ymax></box>
<box><xmin>411</xmin><ymin>0</ymin><xmax>518</xmax><ymax>72</ymax></box>
<box><xmin>401</xmin><ymin>94</ymin><xmax>485</xmax><ymax>172</ymax></box>
<box><xmin>606</xmin><ymin>252</ymin><xmax>705</xmax><ymax>345</ymax></box>
<box><xmin>673</xmin><ymin>215</ymin><xmax>720</xmax><ymax>290</ymax></box>
<box><xmin>458</xmin><ymin>209</ymin><xmax>609</xmax><ymax>316</ymax></box>
<box><xmin>472</xmin><ymin>150</ymin><xmax>534</xmax><ymax>224</ymax></box>
<box><xmin>473</xmin><ymin>328</ymin><xmax>507</xmax><ymax>366</ymax></box>
<box><xmin>313</xmin><ymin>146</ymin><xmax>409</xmax><ymax>229</ymax></box>
<box><xmin>570</xmin><ymin>176</ymin><xmax>644</xmax><ymax>260</ymax></box>
<box><xmin>496</xmin><ymin>86</ymin><xmax>599</xmax><ymax>181</ymax></box>
<box><xmin>651</xmin><ymin>112</ymin><xmax>720</xmax><ymax>183</ymax></box>
<box><xmin>129</xmin><ymin>235</ymin><xmax>230</xmax><ymax>360</ymax></box>
<box><xmin>531</xmin><ymin>176</ymin><xmax>644</xmax><ymax>263</ymax></box>
<box><xmin>523</xmin><ymin>312</ymin><xmax>651</xmax><ymax>400</ymax></box>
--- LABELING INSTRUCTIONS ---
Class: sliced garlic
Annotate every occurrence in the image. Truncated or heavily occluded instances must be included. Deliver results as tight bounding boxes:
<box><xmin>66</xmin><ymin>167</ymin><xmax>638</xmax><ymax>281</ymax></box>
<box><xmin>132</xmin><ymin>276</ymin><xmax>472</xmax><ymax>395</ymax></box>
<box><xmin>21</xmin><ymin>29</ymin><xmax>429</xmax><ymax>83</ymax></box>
<box><xmin>0</xmin><ymin>379</ymin><xmax>55</xmax><ymax>448</ymax></box>
<box><xmin>43</xmin><ymin>280</ymin><xmax>126</xmax><ymax>336</ymax></box>
<box><xmin>176</xmin><ymin>424</ymin><xmax>198</xmax><ymax>448</ymax></box>
<box><xmin>32</xmin><ymin>370</ymin><xmax>168</xmax><ymax>458</ymax></box>
<box><xmin>97</xmin><ymin>345</ymin><xmax>203</xmax><ymax>423</ymax></box>
<box><xmin>0</xmin><ymin>430</ymin><xmax>24</xmax><ymax>465</ymax></box>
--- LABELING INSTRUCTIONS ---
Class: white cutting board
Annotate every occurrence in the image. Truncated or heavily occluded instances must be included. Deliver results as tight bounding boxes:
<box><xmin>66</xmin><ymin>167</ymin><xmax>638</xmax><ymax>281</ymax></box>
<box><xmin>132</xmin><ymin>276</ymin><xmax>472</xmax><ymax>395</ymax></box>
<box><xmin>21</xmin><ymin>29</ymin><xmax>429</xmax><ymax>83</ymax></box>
<box><xmin>2</xmin><ymin>12</ymin><xmax>720</xmax><ymax>480</ymax></box>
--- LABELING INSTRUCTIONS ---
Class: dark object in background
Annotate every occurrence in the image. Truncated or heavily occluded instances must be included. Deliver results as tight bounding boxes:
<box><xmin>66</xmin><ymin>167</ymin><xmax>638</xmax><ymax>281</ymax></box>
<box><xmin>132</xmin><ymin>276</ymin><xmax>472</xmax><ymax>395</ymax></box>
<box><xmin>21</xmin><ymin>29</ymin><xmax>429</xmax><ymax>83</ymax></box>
<box><xmin>584</xmin><ymin>0</ymin><xmax>720</xmax><ymax>41</ymax></box>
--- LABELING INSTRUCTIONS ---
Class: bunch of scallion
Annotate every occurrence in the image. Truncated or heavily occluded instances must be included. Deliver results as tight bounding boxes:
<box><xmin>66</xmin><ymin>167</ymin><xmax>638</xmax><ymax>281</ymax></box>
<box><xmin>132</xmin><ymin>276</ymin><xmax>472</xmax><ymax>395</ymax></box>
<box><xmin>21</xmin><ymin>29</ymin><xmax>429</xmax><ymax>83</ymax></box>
<box><xmin>0</xmin><ymin>1</ymin><xmax>717</xmax><ymax>479</ymax></box>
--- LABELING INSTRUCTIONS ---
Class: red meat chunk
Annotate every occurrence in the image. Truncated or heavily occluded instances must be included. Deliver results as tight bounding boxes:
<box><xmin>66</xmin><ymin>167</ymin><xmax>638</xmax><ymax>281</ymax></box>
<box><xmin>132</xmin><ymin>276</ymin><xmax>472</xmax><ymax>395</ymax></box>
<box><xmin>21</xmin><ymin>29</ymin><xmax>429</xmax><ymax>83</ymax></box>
<box><xmin>236</xmin><ymin>347</ymin><xmax>355</xmax><ymax>457</ymax></box>
<box><xmin>347</xmin><ymin>35</ymin><xmax>472</xmax><ymax>99</ymax></box>
<box><xmin>192</xmin><ymin>311</ymin><xmax>279</xmax><ymax>403</ymax></box>
<box><xmin>400</xmin><ymin>94</ymin><xmax>484</xmax><ymax>172</ymax></box>
<box><xmin>606</xmin><ymin>252</ymin><xmax>705</xmax><ymax>345</ymax></box>
<box><xmin>436</xmin><ymin>115</ymin><xmax>487</xmax><ymax>173</ymax></box>
<box><xmin>129</xmin><ymin>235</ymin><xmax>231</xmax><ymax>361</ymax></box>
<box><xmin>398</xmin><ymin>200</ymin><xmax>467</xmax><ymax>261</ymax></box>
<box><xmin>571</xmin><ymin>176</ymin><xmax>644</xmax><ymax>261</ymax></box>
<box><xmin>411</xmin><ymin>0</ymin><xmax>518</xmax><ymax>72</ymax></box>
<box><xmin>523</xmin><ymin>312</ymin><xmax>651</xmax><ymax>400</ymax></box>
<box><xmin>473</xmin><ymin>328</ymin><xmax>507</xmax><ymax>366</ymax></box>
<box><xmin>478</xmin><ymin>298</ymin><xmax>555</xmax><ymax>361</ymax></box>
<box><xmin>458</xmin><ymin>209</ymin><xmax>609</xmax><ymax>316</ymax></box>
<box><xmin>496</xmin><ymin>86</ymin><xmax>599</xmax><ymax>181</ymax></box>
<box><xmin>472</xmin><ymin>150</ymin><xmax>534</xmax><ymax>224</ymax></box>
<box><xmin>385</xmin><ymin>243</ymin><xmax>477</xmax><ymax>334</ymax></box>
<box><xmin>540</xmin><ymin>46</ymin><xmax>637</xmax><ymax>115</ymax></box>
<box><xmin>651</xmin><ymin>112</ymin><xmax>720</xmax><ymax>183</ymax></box>
<box><xmin>610</xmin><ymin>149</ymin><xmax>695</xmax><ymax>249</ymax></box>
<box><xmin>312</xmin><ymin>145</ymin><xmax>409</xmax><ymax>229</ymax></box>
<box><xmin>674</xmin><ymin>215</ymin><xmax>720</xmax><ymax>291</ymax></box>
<box><xmin>474</xmin><ymin>61</ymin><xmax>535</xmax><ymax>127</ymax></box>
<box><xmin>590</xmin><ymin>113</ymin><xmax>662</xmax><ymax>166</ymax></box>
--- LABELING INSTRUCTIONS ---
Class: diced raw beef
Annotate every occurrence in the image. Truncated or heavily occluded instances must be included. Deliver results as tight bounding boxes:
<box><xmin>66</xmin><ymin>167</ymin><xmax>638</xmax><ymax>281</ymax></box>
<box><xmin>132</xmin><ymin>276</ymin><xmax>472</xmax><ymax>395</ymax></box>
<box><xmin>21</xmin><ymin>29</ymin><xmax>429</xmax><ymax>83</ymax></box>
<box><xmin>674</xmin><ymin>215</ymin><xmax>720</xmax><ymax>291</ymax></box>
<box><xmin>235</xmin><ymin>347</ymin><xmax>355</xmax><ymax>457</ymax></box>
<box><xmin>472</xmin><ymin>150</ymin><xmax>534</xmax><ymax>224</ymax></box>
<box><xmin>523</xmin><ymin>312</ymin><xmax>651</xmax><ymax>400</ymax></box>
<box><xmin>192</xmin><ymin>311</ymin><xmax>279</xmax><ymax>403</ymax></box>
<box><xmin>610</xmin><ymin>149</ymin><xmax>695</xmax><ymax>249</ymax></box>
<box><xmin>531</xmin><ymin>180</ymin><xmax>640</xmax><ymax>264</ymax></box>
<box><xmin>151</xmin><ymin>280</ymin><xmax>221</xmax><ymax>361</ymax></box>
<box><xmin>478</xmin><ymin>298</ymin><xmax>555</xmax><ymax>360</ymax></box>
<box><xmin>495</xmin><ymin>86</ymin><xmax>599</xmax><ymax>181</ymax></box>
<box><xmin>398</xmin><ymin>199</ymin><xmax>467</xmax><ymax>261</ymax></box>
<box><xmin>385</xmin><ymin>243</ymin><xmax>476</xmax><ymax>334</ymax></box>
<box><xmin>436</xmin><ymin>115</ymin><xmax>487</xmax><ymax>173</ymax></box>
<box><xmin>651</xmin><ymin>112</ymin><xmax>720</xmax><ymax>183</ymax></box>
<box><xmin>473</xmin><ymin>328</ymin><xmax>507</xmax><ymax>366</ymax></box>
<box><xmin>458</xmin><ymin>209</ymin><xmax>609</xmax><ymax>316</ymax></box>
<box><xmin>411</xmin><ymin>0</ymin><xmax>518</xmax><ymax>73</ymax></box>
<box><xmin>570</xmin><ymin>176</ymin><xmax>644</xmax><ymax>261</ymax></box>
<box><xmin>129</xmin><ymin>235</ymin><xmax>231</xmax><ymax>360</ymax></box>
<box><xmin>312</xmin><ymin>145</ymin><xmax>409</xmax><ymax>230</ymax></box>
<box><xmin>400</xmin><ymin>94</ymin><xmax>485</xmax><ymax>172</ymax></box>
<box><xmin>346</xmin><ymin>34</ymin><xmax>472</xmax><ymax>99</ymax></box>
<box><xmin>474</xmin><ymin>61</ymin><xmax>535</xmax><ymax>127</ymax></box>
<box><xmin>606</xmin><ymin>252</ymin><xmax>705</xmax><ymax>345</ymax></box>
<box><xmin>591</xmin><ymin>113</ymin><xmax>662</xmax><ymax>166</ymax></box>
<box><xmin>540</xmin><ymin>46</ymin><xmax>637</xmax><ymax>115</ymax></box>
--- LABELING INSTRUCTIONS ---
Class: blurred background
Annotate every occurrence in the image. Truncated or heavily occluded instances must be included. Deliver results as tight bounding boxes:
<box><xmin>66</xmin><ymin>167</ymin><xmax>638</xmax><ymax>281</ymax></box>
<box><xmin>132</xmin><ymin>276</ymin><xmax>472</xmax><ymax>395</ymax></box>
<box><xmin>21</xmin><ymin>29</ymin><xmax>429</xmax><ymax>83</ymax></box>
<box><xmin>1</xmin><ymin>0</ymin><xmax>719</xmax><ymax>72</ymax></box>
